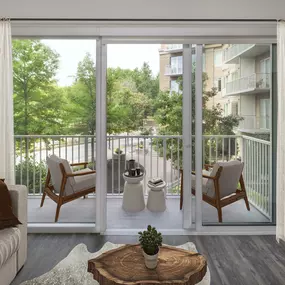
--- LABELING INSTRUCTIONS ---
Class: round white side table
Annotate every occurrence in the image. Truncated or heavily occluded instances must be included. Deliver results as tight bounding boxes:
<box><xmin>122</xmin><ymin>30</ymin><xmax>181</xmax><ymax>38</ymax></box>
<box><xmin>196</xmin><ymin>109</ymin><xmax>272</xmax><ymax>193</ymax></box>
<box><xmin>122</xmin><ymin>174</ymin><xmax>145</xmax><ymax>212</ymax></box>
<box><xmin>147</xmin><ymin>181</ymin><xmax>166</xmax><ymax>212</ymax></box>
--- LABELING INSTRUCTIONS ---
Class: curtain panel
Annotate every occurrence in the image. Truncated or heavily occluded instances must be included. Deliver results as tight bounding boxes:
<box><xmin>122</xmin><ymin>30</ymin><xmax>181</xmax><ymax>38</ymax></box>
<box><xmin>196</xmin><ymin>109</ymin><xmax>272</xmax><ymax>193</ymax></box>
<box><xmin>0</xmin><ymin>20</ymin><xmax>14</xmax><ymax>184</ymax></box>
<box><xmin>277</xmin><ymin>22</ymin><xmax>285</xmax><ymax>242</ymax></box>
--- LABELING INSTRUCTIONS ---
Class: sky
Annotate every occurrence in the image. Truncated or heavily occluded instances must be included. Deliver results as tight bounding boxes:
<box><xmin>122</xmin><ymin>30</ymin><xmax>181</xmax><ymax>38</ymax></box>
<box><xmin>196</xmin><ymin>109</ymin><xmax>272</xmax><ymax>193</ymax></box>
<box><xmin>41</xmin><ymin>40</ymin><xmax>160</xmax><ymax>86</ymax></box>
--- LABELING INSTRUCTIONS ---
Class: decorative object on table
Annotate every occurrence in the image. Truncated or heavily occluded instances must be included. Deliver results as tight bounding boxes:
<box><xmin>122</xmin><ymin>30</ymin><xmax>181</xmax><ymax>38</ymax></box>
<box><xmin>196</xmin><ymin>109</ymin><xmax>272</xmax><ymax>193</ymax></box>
<box><xmin>148</xmin><ymin>177</ymin><xmax>164</xmax><ymax>187</ymax></box>
<box><xmin>87</xmin><ymin>242</ymin><xmax>209</xmax><ymax>285</ymax></box>
<box><xmin>136</xmin><ymin>167</ymin><xmax>141</xmax><ymax>176</ymax></box>
<box><xmin>147</xmin><ymin>180</ymin><xmax>167</xmax><ymax>212</ymax></box>
<box><xmin>127</xmin><ymin>159</ymin><xmax>136</xmax><ymax>171</ymax></box>
<box><xmin>130</xmin><ymin>168</ymin><xmax>136</xmax><ymax>177</ymax></box>
<box><xmin>20</xmin><ymin>242</ymin><xmax>210</xmax><ymax>285</ymax></box>
<box><xmin>180</xmin><ymin>160</ymin><xmax>250</xmax><ymax>222</ymax></box>
<box><xmin>138</xmin><ymin>225</ymin><xmax>162</xmax><ymax>269</ymax></box>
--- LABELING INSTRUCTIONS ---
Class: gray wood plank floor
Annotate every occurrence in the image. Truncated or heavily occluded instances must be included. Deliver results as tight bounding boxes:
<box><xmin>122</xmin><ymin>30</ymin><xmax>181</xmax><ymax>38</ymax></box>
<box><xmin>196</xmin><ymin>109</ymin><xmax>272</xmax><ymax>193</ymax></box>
<box><xmin>12</xmin><ymin>235</ymin><xmax>285</xmax><ymax>285</ymax></box>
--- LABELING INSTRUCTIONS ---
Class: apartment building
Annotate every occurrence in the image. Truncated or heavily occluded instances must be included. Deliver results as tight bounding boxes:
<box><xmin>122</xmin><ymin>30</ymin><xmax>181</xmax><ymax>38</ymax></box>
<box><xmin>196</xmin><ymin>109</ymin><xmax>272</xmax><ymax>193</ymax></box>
<box><xmin>221</xmin><ymin>44</ymin><xmax>271</xmax><ymax>134</ymax></box>
<box><xmin>159</xmin><ymin>44</ymin><xmax>271</xmax><ymax>134</ymax></box>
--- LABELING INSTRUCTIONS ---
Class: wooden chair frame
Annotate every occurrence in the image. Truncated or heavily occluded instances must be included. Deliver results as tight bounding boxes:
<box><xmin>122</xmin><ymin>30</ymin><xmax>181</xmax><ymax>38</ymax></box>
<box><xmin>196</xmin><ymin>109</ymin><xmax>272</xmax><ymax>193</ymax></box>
<box><xmin>40</xmin><ymin>162</ymin><xmax>96</xmax><ymax>222</ymax></box>
<box><xmin>180</xmin><ymin>164</ymin><xmax>250</xmax><ymax>222</ymax></box>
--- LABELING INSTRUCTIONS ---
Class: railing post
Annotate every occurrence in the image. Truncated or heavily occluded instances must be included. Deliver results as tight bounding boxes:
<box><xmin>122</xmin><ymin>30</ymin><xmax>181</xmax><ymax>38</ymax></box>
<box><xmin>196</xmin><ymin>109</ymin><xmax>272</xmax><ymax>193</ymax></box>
<box><xmin>84</xmin><ymin>136</ymin><xmax>88</xmax><ymax>163</ymax></box>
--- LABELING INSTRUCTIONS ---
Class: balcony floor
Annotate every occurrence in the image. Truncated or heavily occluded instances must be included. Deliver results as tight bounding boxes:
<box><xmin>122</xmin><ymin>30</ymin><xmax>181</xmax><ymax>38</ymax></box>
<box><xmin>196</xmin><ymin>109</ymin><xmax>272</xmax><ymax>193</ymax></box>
<box><xmin>28</xmin><ymin>196</ymin><xmax>270</xmax><ymax>226</ymax></box>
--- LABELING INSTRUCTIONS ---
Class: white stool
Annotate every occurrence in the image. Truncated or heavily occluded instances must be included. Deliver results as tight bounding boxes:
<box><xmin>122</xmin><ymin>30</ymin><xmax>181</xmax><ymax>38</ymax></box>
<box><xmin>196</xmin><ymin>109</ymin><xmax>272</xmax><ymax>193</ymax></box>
<box><xmin>147</xmin><ymin>181</ymin><xmax>166</xmax><ymax>212</ymax></box>
<box><xmin>122</xmin><ymin>175</ymin><xmax>145</xmax><ymax>212</ymax></box>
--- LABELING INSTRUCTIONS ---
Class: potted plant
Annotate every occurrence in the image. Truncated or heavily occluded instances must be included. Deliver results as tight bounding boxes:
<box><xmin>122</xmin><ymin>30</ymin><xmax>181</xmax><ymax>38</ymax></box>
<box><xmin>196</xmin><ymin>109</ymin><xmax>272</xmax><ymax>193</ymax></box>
<box><xmin>138</xmin><ymin>225</ymin><xmax>163</xmax><ymax>269</ymax></box>
<box><xmin>114</xmin><ymin>148</ymin><xmax>123</xmax><ymax>155</ymax></box>
<box><xmin>113</xmin><ymin>148</ymin><xmax>125</xmax><ymax>160</ymax></box>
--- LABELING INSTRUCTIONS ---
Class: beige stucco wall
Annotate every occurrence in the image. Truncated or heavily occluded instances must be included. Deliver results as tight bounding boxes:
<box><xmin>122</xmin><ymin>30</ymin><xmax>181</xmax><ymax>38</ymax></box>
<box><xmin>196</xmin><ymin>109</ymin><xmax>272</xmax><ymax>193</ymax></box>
<box><xmin>159</xmin><ymin>53</ymin><xmax>170</xmax><ymax>91</ymax></box>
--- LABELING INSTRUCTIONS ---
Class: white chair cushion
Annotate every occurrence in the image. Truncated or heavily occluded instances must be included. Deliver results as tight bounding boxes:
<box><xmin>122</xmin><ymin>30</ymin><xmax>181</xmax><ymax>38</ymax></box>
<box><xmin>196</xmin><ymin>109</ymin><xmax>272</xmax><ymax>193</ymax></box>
<box><xmin>191</xmin><ymin>174</ymin><xmax>215</xmax><ymax>198</ymax></box>
<box><xmin>216</xmin><ymin>160</ymin><xmax>244</xmax><ymax>198</ymax></box>
<box><xmin>0</xmin><ymin>227</ymin><xmax>21</xmax><ymax>268</ymax></box>
<box><xmin>73</xmin><ymin>168</ymin><xmax>96</xmax><ymax>193</ymax></box>
<box><xmin>46</xmin><ymin>155</ymin><xmax>62</xmax><ymax>193</ymax></box>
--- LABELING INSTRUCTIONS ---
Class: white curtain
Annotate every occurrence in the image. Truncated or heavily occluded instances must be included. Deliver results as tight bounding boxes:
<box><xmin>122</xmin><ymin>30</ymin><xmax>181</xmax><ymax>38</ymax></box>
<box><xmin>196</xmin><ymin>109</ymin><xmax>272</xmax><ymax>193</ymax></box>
<box><xmin>0</xmin><ymin>20</ymin><xmax>15</xmax><ymax>184</ymax></box>
<box><xmin>277</xmin><ymin>22</ymin><xmax>285</xmax><ymax>242</ymax></box>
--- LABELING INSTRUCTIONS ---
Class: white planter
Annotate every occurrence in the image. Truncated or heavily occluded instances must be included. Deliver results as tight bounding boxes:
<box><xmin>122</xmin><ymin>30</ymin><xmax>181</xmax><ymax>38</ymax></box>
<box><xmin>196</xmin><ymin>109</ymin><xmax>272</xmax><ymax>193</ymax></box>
<box><xmin>112</xmin><ymin>153</ymin><xmax>126</xmax><ymax>160</ymax></box>
<box><xmin>143</xmin><ymin>250</ymin><xmax>159</xmax><ymax>269</ymax></box>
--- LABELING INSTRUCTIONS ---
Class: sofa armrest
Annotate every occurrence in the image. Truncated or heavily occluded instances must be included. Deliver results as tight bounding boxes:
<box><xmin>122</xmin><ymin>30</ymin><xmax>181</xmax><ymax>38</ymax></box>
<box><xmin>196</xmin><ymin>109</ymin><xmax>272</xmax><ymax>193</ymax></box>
<box><xmin>8</xmin><ymin>185</ymin><xmax>28</xmax><ymax>271</ymax></box>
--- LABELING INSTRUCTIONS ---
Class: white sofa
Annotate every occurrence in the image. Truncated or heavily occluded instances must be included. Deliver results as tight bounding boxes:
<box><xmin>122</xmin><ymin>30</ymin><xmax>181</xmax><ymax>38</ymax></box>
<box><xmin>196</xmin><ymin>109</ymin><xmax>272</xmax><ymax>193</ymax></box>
<box><xmin>0</xmin><ymin>185</ymin><xmax>27</xmax><ymax>285</ymax></box>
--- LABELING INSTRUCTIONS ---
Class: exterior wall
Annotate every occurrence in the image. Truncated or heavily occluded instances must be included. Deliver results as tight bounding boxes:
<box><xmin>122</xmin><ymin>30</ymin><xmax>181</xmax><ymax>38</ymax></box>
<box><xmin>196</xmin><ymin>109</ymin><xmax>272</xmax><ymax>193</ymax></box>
<box><xmin>1</xmin><ymin>0</ymin><xmax>284</xmax><ymax>20</ymax></box>
<box><xmin>240</xmin><ymin>58</ymin><xmax>255</xmax><ymax>77</ymax></box>
<box><xmin>159</xmin><ymin>53</ymin><xmax>171</xmax><ymax>91</ymax></box>
<box><xmin>239</xmin><ymin>95</ymin><xmax>256</xmax><ymax>129</ymax></box>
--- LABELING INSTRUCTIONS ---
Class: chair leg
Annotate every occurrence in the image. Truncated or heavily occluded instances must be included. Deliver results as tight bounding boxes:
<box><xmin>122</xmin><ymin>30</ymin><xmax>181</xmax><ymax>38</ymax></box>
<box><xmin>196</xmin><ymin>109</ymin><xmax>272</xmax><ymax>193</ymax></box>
<box><xmin>40</xmin><ymin>192</ymin><xmax>46</xmax><ymax>207</ymax></box>
<box><xmin>180</xmin><ymin>186</ymin><xmax>183</xmax><ymax>210</ymax></box>
<box><xmin>244</xmin><ymin>195</ymin><xmax>250</xmax><ymax>211</ymax></box>
<box><xmin>217</xmin><ymin>206</ymin><xmax>223</xmax><ymax>223</ymax></box>
<box><xmin>55</xmin><ymin>202</ymin><xmax>62</xmax><ymax>223</ymax></box>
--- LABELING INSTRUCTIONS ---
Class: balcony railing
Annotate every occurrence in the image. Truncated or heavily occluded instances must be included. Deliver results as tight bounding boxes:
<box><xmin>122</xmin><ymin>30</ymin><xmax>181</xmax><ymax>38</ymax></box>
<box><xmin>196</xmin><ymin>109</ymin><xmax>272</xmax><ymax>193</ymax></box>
<box><xmin>223</xmin><ymin>44</ymin><xmax>255</xmax><ymax>63</ymax></box>
<box><xmin>164</xmin><ymin>65</ymin><xmax>183</xmax><ymax>76</ymax></box>
<box><xmin>225</xmin><ymin>73</ymin><xmax>270</xmax><ymax>96</ymax></box>
<box><xmin>14</xmin><ymin>134</ymin><xmax>272</xmax><ymax>219</ymax></box>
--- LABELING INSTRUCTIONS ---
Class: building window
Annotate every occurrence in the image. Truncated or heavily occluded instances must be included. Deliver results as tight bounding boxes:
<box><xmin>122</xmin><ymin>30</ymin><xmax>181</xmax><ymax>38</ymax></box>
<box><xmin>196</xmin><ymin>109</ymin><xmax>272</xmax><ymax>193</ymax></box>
<box><xmin>214</xmin><ymin>50</ymin><xmax>222</xmax><ymax>67</ymax></box>
<box><xmin>214</xmin><ymin>78</ymin><xmax>222</xmax><ymax>92</ymax></box>
<box><xmin>224</xmin><ymin>103</ymin><xmax>229</xmax><ymax>116</ymax></box>
<box><xmin>231</xmin><ymin>102</ymin><xmax>239</xmax><ymax>116</ymax></box>
<box><xmin>170</xmin><ymin>80</ymin><xmax>180</xmax><ymax>94</ymax></box>
<box><xmin>170</xmin><ymin>56</ymin><xmax>183</xmax><ymax>75</ymax></box>
<box><xmin>260</xmin><ymin>98</ymin><xmax>270</xmax><ymax>129</ymax></box>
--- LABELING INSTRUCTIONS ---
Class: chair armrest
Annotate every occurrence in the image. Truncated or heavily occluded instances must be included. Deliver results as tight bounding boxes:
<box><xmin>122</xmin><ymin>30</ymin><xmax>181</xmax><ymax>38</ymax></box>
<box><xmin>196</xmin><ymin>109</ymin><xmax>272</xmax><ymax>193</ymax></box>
<box><xmin>204</xmin><ymin>164</ymin><xmax>214</xmax><ymax>170</ymax></box>
<box><xmin>66</xmin><ymin>170</ymin><xmax>96</xmax><ymax>177</ymax></box>
<box><xmin>8</xmin><ymin>185</ymin><xmax>28</xmax><ymax>271</ymax></box>
<box><xmin>191</xmin><ymin>171</ymin><xmax>216</xmax><ymax>180</ymax></box>
<box><xmin>70</xmin><ymin>162</ymin><xmax>88</xmax><ymax>168</ymax></box>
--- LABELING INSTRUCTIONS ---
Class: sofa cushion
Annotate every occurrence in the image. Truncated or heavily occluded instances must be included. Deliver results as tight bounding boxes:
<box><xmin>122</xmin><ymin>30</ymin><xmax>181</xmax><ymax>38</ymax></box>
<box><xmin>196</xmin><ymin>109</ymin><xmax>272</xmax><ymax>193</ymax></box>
<box><xmin>0</xmin><ymin>181</ymin><xmax>21</xmax><ymax>230</ymax></box>
<box><xmin>0</xmin><ymin>227</ymin><xmax>21</xmax><ymax>268</ymax></box>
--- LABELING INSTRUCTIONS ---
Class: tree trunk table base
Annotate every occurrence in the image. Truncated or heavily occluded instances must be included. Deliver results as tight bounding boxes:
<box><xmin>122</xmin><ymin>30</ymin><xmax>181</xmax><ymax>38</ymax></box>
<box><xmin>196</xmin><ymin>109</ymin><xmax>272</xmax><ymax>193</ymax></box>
<box><xmin>88</xmin><ymin>244</ymin><xmax>207</xmax><ymax>285</ymax></box>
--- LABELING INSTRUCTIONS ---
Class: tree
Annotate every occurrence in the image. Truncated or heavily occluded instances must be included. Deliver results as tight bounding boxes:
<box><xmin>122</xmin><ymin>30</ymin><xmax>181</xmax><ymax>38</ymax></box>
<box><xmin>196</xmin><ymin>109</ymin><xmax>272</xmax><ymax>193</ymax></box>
<box><xmin>13</xmin><ymin>40</ymin><xmax>69</xmax><ymax>157</ymax></box>
<box><xmin>13</xmin><ymin>40</ymin><xmax>62</xmax><ymax>136</ymax></box>
<box><xmin>153</xmin><ymin>70</ymin><xmax>242</xmax><ymax>167</ymax></box>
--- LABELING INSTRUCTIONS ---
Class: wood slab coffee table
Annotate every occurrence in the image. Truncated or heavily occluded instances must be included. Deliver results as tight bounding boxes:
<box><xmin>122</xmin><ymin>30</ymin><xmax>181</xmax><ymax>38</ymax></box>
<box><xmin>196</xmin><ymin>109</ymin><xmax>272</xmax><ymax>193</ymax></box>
<box><xmin>88</xmin><ymin>244</ymin><xmax>207</xmax><ymax>285</ymax></box>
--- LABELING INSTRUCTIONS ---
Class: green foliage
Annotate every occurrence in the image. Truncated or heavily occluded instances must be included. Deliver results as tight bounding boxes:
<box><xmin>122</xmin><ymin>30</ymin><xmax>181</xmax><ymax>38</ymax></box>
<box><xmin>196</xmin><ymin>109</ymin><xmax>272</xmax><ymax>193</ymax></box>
<box><xmin>138</xmin><ymin>225</ymin><xmax>163</xmax><ymax>255</ymax></box>
<box><xmin>114</xmin><ymin>148</ymin><xmax>123</xmax><ymax>154</ymax></box>
<box><xmin>13</xmin><ymin>40</ymin><xmax>67</xmax><ymax>136</ymax></box>
<box><xmin>15</xmin><ymin>158</ymin><xmax>47</xmax><ymax>194</ymax></box>
<box><xmin>153</xmin><ymin>69</ymin><xmax>243</xmax><ymax>167</ymax></box>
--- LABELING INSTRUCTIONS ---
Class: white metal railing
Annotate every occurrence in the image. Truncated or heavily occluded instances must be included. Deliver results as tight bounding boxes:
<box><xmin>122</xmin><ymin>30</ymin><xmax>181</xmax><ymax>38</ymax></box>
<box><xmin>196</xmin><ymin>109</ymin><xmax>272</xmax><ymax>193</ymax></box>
<box><xmin>165</xmin><ymin>64</ymin><xmax>183</xmax><ymax>76</ymax></box>
<box><xmin>14</xmin><ymin>134</ymin><xmax>272</xmax><ymax>219</ymax></box>
<box><xmin>223</xmin><ymin>44</ymin><xmax>255</xmax><ymax>62</ymax></box>
<box><xmin>242</xmin><ymin>135</ymin><xmax>271</xmax><ymax>219</ymax></box>
<box><xmin>225</xmin><ymin>73</ymin><xmax>270</xmax><ymax>96</ymax></box>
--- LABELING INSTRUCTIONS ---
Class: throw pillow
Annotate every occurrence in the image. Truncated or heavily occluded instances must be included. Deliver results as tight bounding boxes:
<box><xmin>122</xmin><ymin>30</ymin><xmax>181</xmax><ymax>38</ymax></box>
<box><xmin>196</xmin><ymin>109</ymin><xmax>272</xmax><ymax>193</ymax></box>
<box><xmin>0</xmin><ymin>180</ymin><xmax>21</xmax><ymax>230</ymax></box>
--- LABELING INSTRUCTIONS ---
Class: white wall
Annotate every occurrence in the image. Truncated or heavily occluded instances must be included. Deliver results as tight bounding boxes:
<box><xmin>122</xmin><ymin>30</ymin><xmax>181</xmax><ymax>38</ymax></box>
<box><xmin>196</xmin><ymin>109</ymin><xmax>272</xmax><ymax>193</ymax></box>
<box><xmin>1</xmin><ymin>0</ymin><xmax>285</xmax><ymax>20</ymax></box>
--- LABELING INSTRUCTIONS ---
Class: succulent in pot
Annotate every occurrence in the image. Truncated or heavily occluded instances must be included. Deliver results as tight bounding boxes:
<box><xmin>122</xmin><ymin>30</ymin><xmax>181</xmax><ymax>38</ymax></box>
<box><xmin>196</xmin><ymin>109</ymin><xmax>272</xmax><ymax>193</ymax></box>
<box><xmin>138</xmin><ymin>225</ymin><xmax>163</xmax><ymax>269</ymax></box>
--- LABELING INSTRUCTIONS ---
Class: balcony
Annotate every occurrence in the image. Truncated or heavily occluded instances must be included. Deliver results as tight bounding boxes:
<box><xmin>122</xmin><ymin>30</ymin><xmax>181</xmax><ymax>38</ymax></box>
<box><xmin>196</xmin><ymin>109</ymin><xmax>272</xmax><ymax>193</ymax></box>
<box><xmin>14</xmin><ymin>134</ymin><xmax>272</xmax><ymax>226</ymax></box>
<box><xmin>238</xmin><ymin>115</ymin><xmax>270</xmax><ymax>134</ymax></box>
<box><xmin>164</xmin><ymin>64</ymin><xmax>183</xmax><ymax>76</ymax></box>
<box><xmin>223</xmin><ymin>44</ymin><xmax>270</xmax><ymax>64</ymax></box>
<box><xmin>225</xmin><ymin>73</ymin><xmax>270</xmax><ymax>96</ymax></box>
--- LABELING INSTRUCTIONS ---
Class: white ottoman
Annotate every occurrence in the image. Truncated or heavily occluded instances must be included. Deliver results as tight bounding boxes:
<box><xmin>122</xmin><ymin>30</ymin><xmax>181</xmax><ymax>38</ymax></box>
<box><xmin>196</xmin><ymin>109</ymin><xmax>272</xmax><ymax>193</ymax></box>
<box><xmin>122</xmin><ymin>182</ymin><xmax>145</xmax><ymax>212</ymax></box>
<box><xmin>147</xmin><ymin>181</ymin><xmax>166</xmax><ymax>212</ymax></box>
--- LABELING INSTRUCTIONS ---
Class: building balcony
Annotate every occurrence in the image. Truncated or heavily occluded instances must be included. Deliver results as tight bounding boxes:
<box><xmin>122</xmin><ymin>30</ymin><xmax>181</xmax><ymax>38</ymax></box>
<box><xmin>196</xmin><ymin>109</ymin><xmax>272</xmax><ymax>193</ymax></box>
<box><xmin>224</xmin><ymin>73</ymin><xmax>270</xmax><ymax>96</ymax></box>
<box><xmin>223</xmin><ymin>44</ymin><xmax>270</xmax><ymax>64</ymax></box>
<box><xmin>164</xmin><ymin>65</ymin><xmax>183</xmax><ymax>76</ymax></box>
<box><xmin>238</xmin><ymin>115</ymin><xmax>270</xmax><ymax>134</ymax></box>
<box><xmin>15</xmin><ymin>134</ymin><xmax>272</xmax><ymax>225</ymax></box>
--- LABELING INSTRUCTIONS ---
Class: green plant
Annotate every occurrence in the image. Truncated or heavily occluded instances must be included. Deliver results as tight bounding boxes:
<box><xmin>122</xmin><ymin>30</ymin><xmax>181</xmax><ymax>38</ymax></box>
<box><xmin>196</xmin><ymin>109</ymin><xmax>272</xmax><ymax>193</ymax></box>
<box><xmin>114</xmin><ymin>148</ymin><xmax>123</xmax><ymax>154</ymax></box>
<box><xmin>138</xmin><ymin>225</ymin><xmax>163</xmax><ymax>255</ymax></box>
